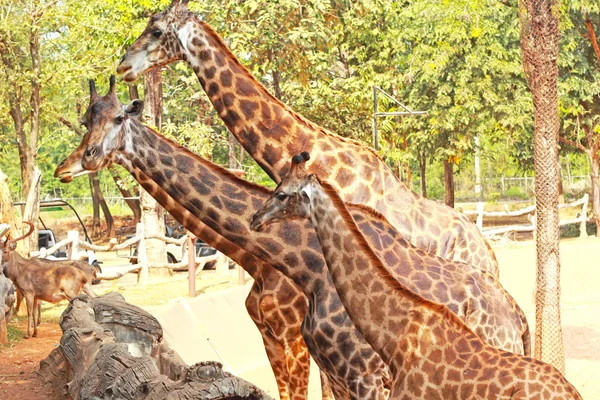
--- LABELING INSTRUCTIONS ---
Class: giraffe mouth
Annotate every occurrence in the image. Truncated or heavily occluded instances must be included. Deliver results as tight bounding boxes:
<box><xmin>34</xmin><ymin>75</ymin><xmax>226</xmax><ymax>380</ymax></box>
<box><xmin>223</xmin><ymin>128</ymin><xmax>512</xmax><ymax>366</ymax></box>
<box><xmin>249</xmin><ymin>215</ymin><xmax>268</xmax><ymax>232</ymax></box>
<box><xmin>54</xmin><ymin>169</ymin><xmax>91</xmax><ymax>183</ymax></box>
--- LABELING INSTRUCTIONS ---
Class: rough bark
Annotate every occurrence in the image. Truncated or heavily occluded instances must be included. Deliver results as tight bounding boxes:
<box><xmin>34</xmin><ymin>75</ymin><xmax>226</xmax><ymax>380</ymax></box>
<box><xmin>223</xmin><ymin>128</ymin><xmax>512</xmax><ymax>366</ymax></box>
<box><xmin>587</xmin><ymin>151</ymin><xmax>600</xmax><ymax>233</ymax></box>
<box><xmin>37</xmin><ymin>292</ymin><xmax>273</xmax><ymax>400</ymax></box>
<box><xmin>228</xmin><ymin>132</ymin><xmax>238</xmax><ymax>169</ymax></box>
<box><xmin>0</xmin><ymin>168</ymin><xmax>27</xmax><ymax>316</ymax></box>
<box><xmin>420</xmin><ymin>151</ymin><xmax>427</xmax><ymax>198</ymax></box>
<box><xmin>142</xmin><ymin>70</ymin><xmax>167</xmax><ymax>274</ymax></box>
<box><xmin>91</xmin><ymin>172</ymin><xmax>115</xmax><ymax>238</ymax></box>
<box><xmin>89</xmin><ymin>173</ymin><xmax>101</xmax><ymax>237</ymax></box>
<box><xmin>444</xmin><ymin>159</ymin><xmax>455</xmax><ymax>208</ymax></box>
<box><xmin>27</xmin><ymin>9</ymin><xmax>42</xmax><ymax>198</ymax></box>
<box><xmin>519</xmin><ymin>0</ymin><xmax>564</xmax><ymax>372</ymax></box>
<box><xmin>21</xmin><ymin>167</ymin><xmax>41</xmax><ymax>254</ymax></box>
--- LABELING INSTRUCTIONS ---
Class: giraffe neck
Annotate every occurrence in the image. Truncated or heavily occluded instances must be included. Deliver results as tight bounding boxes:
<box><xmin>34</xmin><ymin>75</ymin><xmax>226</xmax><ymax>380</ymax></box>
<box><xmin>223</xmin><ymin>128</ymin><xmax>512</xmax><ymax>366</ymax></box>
<box><xmin>116</xmin><ymin>119</ymin><xmax>331</xmax><ymax>299</ymax></box>
<box><xmin>306</xmin><ymin>179</ymin><xmax>457</xmax><ymax>374</ymax></box>
<box><xmin>180</xmin><ymin>17</ymin><xmax>325</xmax><ymax>183</ymax></box>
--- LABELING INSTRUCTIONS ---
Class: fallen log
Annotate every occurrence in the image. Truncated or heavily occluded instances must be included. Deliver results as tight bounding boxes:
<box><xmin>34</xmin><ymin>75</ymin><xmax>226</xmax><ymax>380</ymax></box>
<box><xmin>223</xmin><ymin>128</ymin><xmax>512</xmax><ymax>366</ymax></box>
<box><xmin>37</xmin><ymin>292</ymin><xmax>273</xmax><ymax>399</ymax></box>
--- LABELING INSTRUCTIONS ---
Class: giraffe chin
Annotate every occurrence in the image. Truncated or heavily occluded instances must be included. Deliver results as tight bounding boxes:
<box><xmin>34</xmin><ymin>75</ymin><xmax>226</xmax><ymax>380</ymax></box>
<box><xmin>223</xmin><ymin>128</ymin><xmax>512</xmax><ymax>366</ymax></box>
<box><xmin>249</xmin><ymin>219</ymin><xmax>266</xmax><ymax>232</ymax></box>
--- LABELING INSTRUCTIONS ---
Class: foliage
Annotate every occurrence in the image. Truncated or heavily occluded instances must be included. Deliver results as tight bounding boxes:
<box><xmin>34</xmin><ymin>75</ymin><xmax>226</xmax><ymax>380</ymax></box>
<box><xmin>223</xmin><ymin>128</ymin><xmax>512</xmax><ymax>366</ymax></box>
<box><xmin>0</xmin><ymin>0</ymin><xmax>598</xmax><ymax>206</ymax></box>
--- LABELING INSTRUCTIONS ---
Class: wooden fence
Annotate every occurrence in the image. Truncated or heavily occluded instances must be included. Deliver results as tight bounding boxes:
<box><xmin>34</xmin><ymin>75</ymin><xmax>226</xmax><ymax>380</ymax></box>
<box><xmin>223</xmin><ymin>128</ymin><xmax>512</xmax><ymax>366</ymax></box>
<box><xmin>461</xmin><ymin>193</ymin><xmax>590</xmax><ymax>238</ymax></box>
<box><xmin>29</xmin><ymin>223</ymin><xmax>236</xmax><ymax>294</ymax></box>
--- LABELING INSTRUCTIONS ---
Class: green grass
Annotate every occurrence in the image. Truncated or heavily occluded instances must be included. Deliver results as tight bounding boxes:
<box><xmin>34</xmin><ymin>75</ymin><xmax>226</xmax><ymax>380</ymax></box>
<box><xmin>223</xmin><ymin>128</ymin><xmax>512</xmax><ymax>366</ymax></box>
<box><xmin>2</xmin><ymin>323</ymin><xmax>25</xmax><ymax>347</ymax></box>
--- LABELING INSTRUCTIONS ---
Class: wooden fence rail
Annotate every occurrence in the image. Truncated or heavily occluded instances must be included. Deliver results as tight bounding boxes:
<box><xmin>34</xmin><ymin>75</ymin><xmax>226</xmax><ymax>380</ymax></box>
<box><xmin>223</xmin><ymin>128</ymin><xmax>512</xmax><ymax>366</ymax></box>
<box><xmin>29</xmin><ymin>222</ymin><xmax>234</xmax><ymax>293</ymax></box>
<box><xmin>461</xmin><ymin>193</ymin><xmax>590</xmax><ymax>238</ymax></box>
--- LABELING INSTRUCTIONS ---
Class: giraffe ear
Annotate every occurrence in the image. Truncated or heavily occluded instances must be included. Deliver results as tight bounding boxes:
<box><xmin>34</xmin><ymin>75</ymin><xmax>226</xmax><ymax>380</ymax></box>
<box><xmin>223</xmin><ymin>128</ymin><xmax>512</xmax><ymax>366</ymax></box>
<box><xmin>300</xmin><ymin>184</ymin><xmax>313</xmax><ymax>201</ymax></box>
<box><xmin>125</xmin><ymin>100</ymin><xmax>144</xmax><ymax>117</ymax></box>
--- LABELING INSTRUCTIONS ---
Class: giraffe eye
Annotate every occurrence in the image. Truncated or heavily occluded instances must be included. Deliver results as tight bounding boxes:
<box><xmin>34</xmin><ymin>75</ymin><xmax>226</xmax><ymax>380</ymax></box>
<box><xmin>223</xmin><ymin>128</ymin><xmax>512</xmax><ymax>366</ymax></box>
<box><xmin>152</xmin><ymin>29</ymin><xmax>162</xmax><ymax>38</ymax></box>
<box><xmin>276</xmin><ymin>192</ymin><xmax>288</xmax><ymax>201</ymax></box>
<box><xmin>115</xmin><ymin>116</ymin><xmax>124</xmax><ymax>125</ymax></box>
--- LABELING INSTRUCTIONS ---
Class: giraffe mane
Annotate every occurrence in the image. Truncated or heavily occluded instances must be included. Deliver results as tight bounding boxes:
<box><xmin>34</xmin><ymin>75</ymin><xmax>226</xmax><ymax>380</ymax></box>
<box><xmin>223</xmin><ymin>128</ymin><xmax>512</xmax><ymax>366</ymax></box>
<box><xmin>345</xmin><ymin>202</ymin><xmax>396</xmax><ymax>228</ymax></box>
<box><xmin>318</xmin><ymin>179</ymin><xmax>477</xmax><ymax>332</ymax></box>
<box><xmin>193</xmin><ymin>15</ymin><xmax>386</xmax><ymax>163</ymax></box>
<box><xmin>135</xmin><ymin>121</ymin><xmax>273</xmax><ymax>197</ymax></box>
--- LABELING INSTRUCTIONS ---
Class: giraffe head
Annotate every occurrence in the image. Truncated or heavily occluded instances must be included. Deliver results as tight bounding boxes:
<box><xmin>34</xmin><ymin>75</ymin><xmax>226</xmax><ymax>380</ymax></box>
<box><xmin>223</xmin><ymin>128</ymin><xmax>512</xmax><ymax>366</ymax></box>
<box><xmin>250</xmin><ymin>152</ymin><xmax>317</xmax><ymax>232</ymax></box>
<box><xmin>54</xmin><ymin>76</ymin><xmax>144</xmax><ymax>182</ymax></box>
<box><xmin>116</xmin><ymin>0</ymin><xmax>191</xmax><ymax>82</ymax></box>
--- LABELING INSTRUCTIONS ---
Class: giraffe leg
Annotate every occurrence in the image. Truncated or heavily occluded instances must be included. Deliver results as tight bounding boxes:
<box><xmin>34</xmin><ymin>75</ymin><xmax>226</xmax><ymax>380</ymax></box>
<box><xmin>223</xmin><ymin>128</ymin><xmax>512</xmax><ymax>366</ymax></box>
<box><xmin>319</xmin><ymin>369</ymin><xmax>335</xmax><ymax>400</ymax></box>
<box><xmin>245</xmin><ymin>282</ymin><xmax>304</xmax><ymax>400</ymax></box>
<box><xmin>261</xmin><ymin>330</ymin><xmax>292</xmax><ymax>400</ymax></box>
<box><xmin>284</xmin><ymin>335</ymin><xmax>311</xmax><ymax>400</ymax></box>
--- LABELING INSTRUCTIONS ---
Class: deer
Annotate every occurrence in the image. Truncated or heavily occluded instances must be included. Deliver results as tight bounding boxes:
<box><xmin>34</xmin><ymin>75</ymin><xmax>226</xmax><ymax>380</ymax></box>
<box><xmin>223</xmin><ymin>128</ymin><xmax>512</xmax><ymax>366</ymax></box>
<box><xmin>1</xmin><ymin>222</ymin><xmax>91</xmax><ymax>338</ymax></box>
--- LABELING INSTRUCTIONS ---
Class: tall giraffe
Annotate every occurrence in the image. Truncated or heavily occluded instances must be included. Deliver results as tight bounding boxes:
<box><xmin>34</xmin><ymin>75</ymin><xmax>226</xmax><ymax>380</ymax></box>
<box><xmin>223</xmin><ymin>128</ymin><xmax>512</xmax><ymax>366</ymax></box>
<box><xmin>251</xmin><ymin>153</ymin><xmax>530</xmax><ymax>356</ymax></box>
<box><xmin>251</xmin><ymin>154</ymin><xmax>582</xmax><ymax>399</ymax></box>
<box><xmin>56</xmin><ymin>80</ymin><xmax>528</xmax><ymax>398</ymax></box>
<box><xmin>54</xmin><ymin>78</ymin><xmax>314</xmax><ymax>400</ymax></box>
<box><xmin>116</xmin><ymin>0</ymin><xmax>500</xmax><ymax>276</ymax></box>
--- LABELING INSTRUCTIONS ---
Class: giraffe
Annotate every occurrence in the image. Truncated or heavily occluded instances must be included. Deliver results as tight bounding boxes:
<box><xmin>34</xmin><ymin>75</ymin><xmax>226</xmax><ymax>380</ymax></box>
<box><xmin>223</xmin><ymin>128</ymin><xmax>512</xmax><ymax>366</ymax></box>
<box><xmin>250</xmin><ymin>154</ymin><xmax>582</xmax><ymax>399</ymax></box>
<box><xmin>54</xmin><ymin>78</ymin><xmax>392</xmax><ymax>400</ymax></box>
<box><xmin>251</xmin><ymin>152</ymin><xmax>530</xmax><ymax>356</ymax></box>
<box><xmin>56</xmin><ymin>79</ymin><xmax>530</xmax><ymax>399</ymax></box>
<box><xmin>116</xmin><ymin>0</ymin><xmax>500</xmax><ymax>277</ymax></box>
<box><xmin>53</xmin><ymin>78</ymin><xmax>314</xmax><ymax>400</ymax></box>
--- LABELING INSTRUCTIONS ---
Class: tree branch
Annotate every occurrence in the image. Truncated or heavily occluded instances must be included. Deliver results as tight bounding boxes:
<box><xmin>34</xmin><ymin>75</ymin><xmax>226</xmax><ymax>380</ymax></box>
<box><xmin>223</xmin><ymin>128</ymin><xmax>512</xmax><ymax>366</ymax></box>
<box><xmin>586</xmin><ymin>19</ymin><xmax>600</xmax><ymax>64</ymax></box>
<box><xmin>559</xmin><ymin>135</ymin><xmax>586</xmax><ymax>153</ymax></box>
<box><xmin>58</xmin><ymin>116</ymin><xmax>83</xmax><ymax>135</ymax></box>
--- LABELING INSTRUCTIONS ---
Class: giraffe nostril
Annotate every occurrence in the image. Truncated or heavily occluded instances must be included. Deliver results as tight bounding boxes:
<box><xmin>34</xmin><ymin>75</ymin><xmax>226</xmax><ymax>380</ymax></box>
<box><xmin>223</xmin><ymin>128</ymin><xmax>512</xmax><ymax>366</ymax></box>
<box><xmin>85</xmin><ymin>146</ymin><xmax>99</xmax><ymax>158</ymax></box>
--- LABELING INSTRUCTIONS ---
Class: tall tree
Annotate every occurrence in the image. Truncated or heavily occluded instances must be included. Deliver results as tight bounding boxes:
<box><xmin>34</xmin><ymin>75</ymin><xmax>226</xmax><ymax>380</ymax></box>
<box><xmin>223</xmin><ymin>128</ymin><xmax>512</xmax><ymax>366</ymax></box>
<box><xmin>520</xmin><ymin>0</ymin><xmax>565</xmax><ymax>373</ymax></box>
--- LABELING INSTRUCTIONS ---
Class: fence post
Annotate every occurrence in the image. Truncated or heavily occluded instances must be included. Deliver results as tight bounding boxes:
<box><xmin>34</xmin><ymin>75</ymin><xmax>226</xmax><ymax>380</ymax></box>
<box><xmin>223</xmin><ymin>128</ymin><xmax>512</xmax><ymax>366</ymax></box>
<box><xmin>579</xmin><ymin>193</ymin><xmax>589</xmax><ymax>239</ymax></box>
<box><xmin>476</xmin><ymin>201</ymin><xmax>484</xmax><ymax>231</ymax></box>
<box><xmin>188</xmin><ymin>232</ymin><xmax>196</xmax><ymax>297</ymax></box>
<box><xmin>68</xmin><ymin>230</ymin><xmax>79</xmax><ymax>260</ymax></box>
<box><xmin>137</xmin><ymin>223</ymin><xmax>148</xmax><ymax>287</ymax></box>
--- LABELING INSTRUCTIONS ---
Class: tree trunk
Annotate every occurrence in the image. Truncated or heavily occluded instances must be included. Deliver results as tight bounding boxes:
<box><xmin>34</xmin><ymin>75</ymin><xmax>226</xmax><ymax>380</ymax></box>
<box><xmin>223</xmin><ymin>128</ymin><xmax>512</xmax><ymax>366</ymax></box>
<box><xmin>519</xmin><ymin>0</ymin><xmax>564</xmax><ymax>372</ymax></box>
<box><xmin>228</xmin><ymin>131</ymin><xmax>238</xmax><ymax>169</ymax></box>
<box><xmin>142</xmin><ymin>70</ymin><xmax>167</xmax><ymax>279</ymax></box>
<box><xmin>21</xmin><ymin>167</ymin><xmax>41</xmax><ymax>255</ymax></box>
<box><xmin>587</xmin><ymin>151</ymin><xmax>600</xmax><ymax>233</ymax></box>
<box><xmin>272</xmin><ymin>69</ymin><xmax>283</xmax><ymax>100</ymax></box>
<box><xmin>91</xmin><ymin>173</ymin><xmax>115</xmax><ymax>238</ymax></box>
<box><xmin>109</xmin><ymin>166</ymin><xmax>141</xmax><ymax>224</ymax></box>
<box><xmin>0</xmin><ymin>168</ymin><xmax>28</xmax><ymax>317</ymax></box>
<box><xmin>89</xmin><ymin>173</ymin><xmax>101</xmax><ymax>237</ymax></box>
<box><xmin>0</xmin><ymin>41</ymin><xmax>30</xmax><ymax>197</ymax></box>
<box><xmin>27</xmin><ymin>16</ymin><xmax>41</xmax><ymax>198</ymax></box>
<box><xmin>420</xmin><ymin>151</ymin><xmax>427</xmax><ymax>198</ymax></box>
<box><xmin>444</xmin><ymin>159</ymin><xmax>455</xmax><ymax>208</ymax></box>
<box><xmin>557</xmin><ymin>155</ymin><xmax>565</xmax><ymax>204</ymax></box>
<box><xmin>37</xmin><ymin>293</ymin><xmax>273</xmax><ymax>399</ymax></box>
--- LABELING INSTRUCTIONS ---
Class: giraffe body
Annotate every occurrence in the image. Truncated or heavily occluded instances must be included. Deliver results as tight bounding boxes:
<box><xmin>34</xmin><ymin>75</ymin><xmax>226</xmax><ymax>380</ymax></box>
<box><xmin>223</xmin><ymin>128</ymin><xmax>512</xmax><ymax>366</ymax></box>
<box><xmin>251</xmin><ymin>154</ymin><xmax>582</xmax><ymax>399</ymax></box>
<box><xmin>117</xmin><ymin>0</ymin><xmax>500</xmax><ymax>276</ymax></box>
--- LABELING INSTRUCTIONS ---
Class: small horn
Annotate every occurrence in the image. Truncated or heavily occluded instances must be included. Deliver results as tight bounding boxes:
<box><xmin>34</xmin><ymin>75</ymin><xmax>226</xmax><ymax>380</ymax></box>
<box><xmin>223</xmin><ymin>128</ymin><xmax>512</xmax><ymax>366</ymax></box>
<box><xmin>292</xmin><ymin>152</ymin><xmax>310</xmax><ymax>165</ymax></box>
<box><xmin>109</xmin><ymin>75</ymin><xmax>116</xmax><ymax>94</ymax></box>
<box><xmin>9</xmin><ymin>221</ymin><xmax>34</xmax><ymax>244</ymax></box>
<box><xmin>89</xmin><ymin>79</ymin><xmax>99</xmax><ymax>99</ymax></box>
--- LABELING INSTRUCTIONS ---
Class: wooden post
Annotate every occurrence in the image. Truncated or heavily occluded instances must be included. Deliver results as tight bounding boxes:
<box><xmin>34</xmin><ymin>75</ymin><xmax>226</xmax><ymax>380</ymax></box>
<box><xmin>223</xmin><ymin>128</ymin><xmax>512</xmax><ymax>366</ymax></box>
<box><xmin>68</xmin><ymin>230</ymin><xmax>79</xmax><ymax>260</ymax></box>
<box><xmin>188</xmin><ymin>232</ymin><xmax>196</xmax><ymax>297</ymax></box>
<box><xmin>580</xmin><ymin>193</ymin><xmax>589</xmax><ymax>239</ymax></box>
<box><xmin>476</xmin><ymin>201</ymin><xmax>484</xmax><ymax>231</ymax></box>
<box><xmin>238</xmin><ymin>265</ymin><xmax>245</xmax><ymax>285</ymax></box>
<box><xmin>137</xmin><ymin>223</ymin><xmax>148</xmax><ymax>287</ymax></box>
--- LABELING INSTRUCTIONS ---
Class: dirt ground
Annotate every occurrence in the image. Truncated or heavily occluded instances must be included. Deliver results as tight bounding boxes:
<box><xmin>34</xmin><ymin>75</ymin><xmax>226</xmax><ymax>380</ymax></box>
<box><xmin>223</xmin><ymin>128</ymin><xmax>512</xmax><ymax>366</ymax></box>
<box><xmin>0</xmin><ymin>237</ymin><xmax>599</xmax><ymax>399</ymax></box>
<box><xmin>0</xmin><ymin>320</ymin><xmax>63</xmax><ymax>399</ymax></box>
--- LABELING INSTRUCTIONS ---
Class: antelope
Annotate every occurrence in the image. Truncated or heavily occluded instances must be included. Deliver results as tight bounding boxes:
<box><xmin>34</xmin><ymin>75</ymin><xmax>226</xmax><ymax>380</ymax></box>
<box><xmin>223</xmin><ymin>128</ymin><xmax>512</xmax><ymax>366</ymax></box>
<box><xmin>1</xmin><ymin>222</ymin><xmax>90</xmax><ymax>338</ymax></box>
